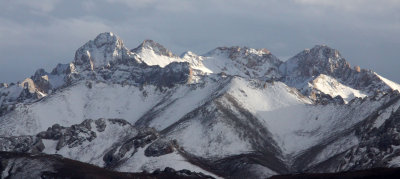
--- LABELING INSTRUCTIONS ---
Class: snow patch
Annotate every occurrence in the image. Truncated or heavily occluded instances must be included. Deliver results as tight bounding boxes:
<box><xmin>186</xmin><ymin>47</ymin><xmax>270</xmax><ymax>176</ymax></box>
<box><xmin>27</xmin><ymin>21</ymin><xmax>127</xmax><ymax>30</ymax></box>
<box><xmin>311</xmin><ymin>74</ymin><xmax>367</xmax><ymax>103</ymax></box>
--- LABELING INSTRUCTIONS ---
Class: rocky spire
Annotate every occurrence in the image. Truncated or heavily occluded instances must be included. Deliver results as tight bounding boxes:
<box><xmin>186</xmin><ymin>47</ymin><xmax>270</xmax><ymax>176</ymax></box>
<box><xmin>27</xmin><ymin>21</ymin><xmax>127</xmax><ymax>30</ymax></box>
<box><xmin>74</xmin><ymin>32</ymin><xmax>135</xmax><ymax>71</ymax></box>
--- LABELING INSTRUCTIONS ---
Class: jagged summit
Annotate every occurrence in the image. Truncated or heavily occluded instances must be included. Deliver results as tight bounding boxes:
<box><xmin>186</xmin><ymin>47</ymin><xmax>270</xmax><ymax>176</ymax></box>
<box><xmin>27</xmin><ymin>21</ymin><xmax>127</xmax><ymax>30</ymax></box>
<box><xmin>280</xmin><ymin>44</ymin><xmax>349</xmax><ymax>76</ymax></box>
<box><xmin>93</xmin><ymin>32</ymin><xmax>121</xmax><ymax>48</ymax></box>
<box><xmin>279</xmin><ymin>44</ymin><xmax>353</xmax><ymax>87</ymax></box>
<box><xmin>305</xmin><ymin>45</ymin><xmax>344</xmax><ymax>62</ymax></box>
<box><xmin>74</xmin><ymin>32</ymin><xmax>135</xmax><ymax>70</ymax></box>
<box><xmin>278</xmin><ymin>44</ymin><xmax>400</xmax><ymax>100</ymax></box>
<box><xmin>131</xmin><ymin>39</ymin><xmax>175</xmax><ymax>58</ymax></box>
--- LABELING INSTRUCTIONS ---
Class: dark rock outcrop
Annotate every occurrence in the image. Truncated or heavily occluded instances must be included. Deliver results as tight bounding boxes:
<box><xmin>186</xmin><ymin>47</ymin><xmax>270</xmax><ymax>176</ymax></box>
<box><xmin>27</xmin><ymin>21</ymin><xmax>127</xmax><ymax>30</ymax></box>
<box><xmin>103</xmin><ymin>127</ymin><xmax>159</xmax><ymax>168</ymax></box>
<box><xmin>145</xmin><ymin>139</ymin><xmax>178</xmax><ymax>157</ymax></box>
<box><xmin>0</xmin><ymin>136</ymin><xmax>44</xmax><ymax>153</ymax></box>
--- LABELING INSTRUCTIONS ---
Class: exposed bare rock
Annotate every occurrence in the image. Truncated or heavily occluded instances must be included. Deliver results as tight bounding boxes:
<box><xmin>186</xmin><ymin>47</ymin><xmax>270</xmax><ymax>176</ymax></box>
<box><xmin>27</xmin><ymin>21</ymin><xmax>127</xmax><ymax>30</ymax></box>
<box><xmin>103</xmin><ymin>127</ymin><xmax>159</xmax><ymax>168</ymax></box>
<box><xmin>145</xmin><ymin>139</ymin><xmax>178</xmax><ymax>157</ymax></box>
<box><xmin>0</xmin><ymin>136</ymin><xmax>44</xmax><ymax>153</ymax></box>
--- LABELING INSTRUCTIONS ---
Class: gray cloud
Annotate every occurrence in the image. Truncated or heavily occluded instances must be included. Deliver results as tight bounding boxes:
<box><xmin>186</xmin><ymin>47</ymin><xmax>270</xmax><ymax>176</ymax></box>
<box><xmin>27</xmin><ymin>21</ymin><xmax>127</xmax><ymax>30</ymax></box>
<box><xmin>0</xmin><ymin>0</ymin><xmax>399</xmax><ymax>83</ymax></box>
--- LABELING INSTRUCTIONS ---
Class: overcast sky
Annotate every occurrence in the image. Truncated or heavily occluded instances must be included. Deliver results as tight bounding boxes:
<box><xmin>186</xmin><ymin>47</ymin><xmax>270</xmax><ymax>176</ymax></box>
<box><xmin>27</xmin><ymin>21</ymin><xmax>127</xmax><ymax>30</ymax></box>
<box><xmin>1</xmin><ymin>0</ymin><xmax>399</xmax><ymax>83</ymax></box>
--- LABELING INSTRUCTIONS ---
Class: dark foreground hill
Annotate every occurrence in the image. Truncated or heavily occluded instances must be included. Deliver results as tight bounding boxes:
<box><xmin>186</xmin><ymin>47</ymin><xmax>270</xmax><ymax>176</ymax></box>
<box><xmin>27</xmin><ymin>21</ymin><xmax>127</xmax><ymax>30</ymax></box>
<box><xmin>0</xmin><ymin>151</ymin><xmax>214</xmax><ymax>179</ymax></box>
<box><xmin>270</xmin><ymin>167</ymin><xmax>400</xmax><ymax>179</ymax></box>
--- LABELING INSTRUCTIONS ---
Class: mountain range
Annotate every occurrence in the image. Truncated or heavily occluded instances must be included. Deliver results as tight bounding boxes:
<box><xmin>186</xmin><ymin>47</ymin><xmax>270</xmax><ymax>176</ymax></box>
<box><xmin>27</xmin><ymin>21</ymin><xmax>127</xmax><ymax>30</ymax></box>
<box><xmin>1</xmin><ymin>32</ymin><xmax>400</xmax><ymax>178</ymax></box>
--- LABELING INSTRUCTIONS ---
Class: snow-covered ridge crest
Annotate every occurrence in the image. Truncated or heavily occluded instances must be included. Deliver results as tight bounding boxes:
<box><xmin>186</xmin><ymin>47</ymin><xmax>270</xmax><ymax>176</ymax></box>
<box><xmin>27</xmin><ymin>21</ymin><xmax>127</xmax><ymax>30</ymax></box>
<box><xmin>128</xmin><ymin>41</ymin><xmax>285</xmax><ymax>81</ymax></box>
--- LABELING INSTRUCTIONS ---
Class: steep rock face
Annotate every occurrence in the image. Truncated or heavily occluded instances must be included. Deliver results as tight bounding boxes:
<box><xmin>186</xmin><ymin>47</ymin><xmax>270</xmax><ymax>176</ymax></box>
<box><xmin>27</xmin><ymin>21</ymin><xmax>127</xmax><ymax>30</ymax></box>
<box><xmin>280</xmin><ymin>45</ymin><xmax>351</xmax><ymax>85</ymax></box>
<box><xmin>74</xmin><ymin>32</ymin><xmax>130</xmax><ymax>70</ymax></box>
<box><xmin>277</xmin><ymin>45</ymin><xmax>400</xmax><ymax>104</ymax></box>
<box><xmin>85</xmin><ymin>61</ymin><xmax>192</xmax><ymax>87</ymax></box>
<box><xmin>74</xmin><ymin>32</ymin><xmax>136</xmax><ymax>70</ymax></box>
<box><xmin>31</xmin><ymin>69</ymin><xmax>52</xmax><ymax>94</ymax></box>
<box><xmin>51</xmin><ymin>63</ymin><xmax>76</xmax><ymax>75</ymax></box>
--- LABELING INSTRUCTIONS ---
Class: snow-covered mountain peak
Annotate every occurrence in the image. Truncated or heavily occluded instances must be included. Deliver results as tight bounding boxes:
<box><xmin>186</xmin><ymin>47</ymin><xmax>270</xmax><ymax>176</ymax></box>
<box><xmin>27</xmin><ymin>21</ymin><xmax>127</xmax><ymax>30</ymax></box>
<box><xmin>74</xmin><ymin>32</ymin><xmax>134</xmax><ymax>71</ymax></box>
<box><xmin>279</xmin><ymin>45</ymin><xmax>400</xmax><ymax>102</ymax></box>
<box><xmin>282</xmin><ymin>45</ymin><xmax>349</xmax><ymax>75</ymax></box>
<box><xmin>130</xmin><ymin>39</ymin><xmax>183</xmax><ymax>67</ymax></box>
<box><xmin>279</xmin><ymin>45</ymin><xmax>353</xmax><ymax>87</ymax></box>
<box><xmin>309</xmin><ymin>45</ymin><xmax>344</xmax><ymax>63</ymax></box>
<box><xmin>132</xmin><ymin>39</ymin><xmax>175</xmax><ymax>58</ymax></box>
